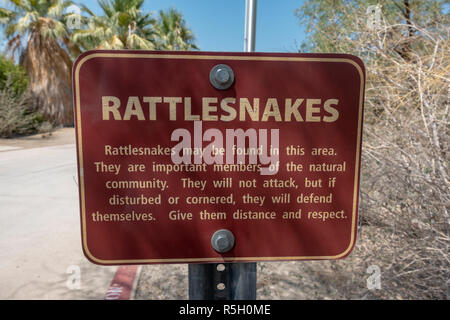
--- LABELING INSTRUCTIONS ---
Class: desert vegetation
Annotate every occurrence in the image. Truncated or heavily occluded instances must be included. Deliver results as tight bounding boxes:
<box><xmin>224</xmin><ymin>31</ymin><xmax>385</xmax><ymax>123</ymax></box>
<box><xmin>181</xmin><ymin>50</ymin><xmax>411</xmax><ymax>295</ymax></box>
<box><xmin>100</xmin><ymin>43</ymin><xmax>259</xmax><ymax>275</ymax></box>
<box><xmin>289</xmin><ymin>0</ymin><xmax>449</xmax><ymax>299</ymax></box>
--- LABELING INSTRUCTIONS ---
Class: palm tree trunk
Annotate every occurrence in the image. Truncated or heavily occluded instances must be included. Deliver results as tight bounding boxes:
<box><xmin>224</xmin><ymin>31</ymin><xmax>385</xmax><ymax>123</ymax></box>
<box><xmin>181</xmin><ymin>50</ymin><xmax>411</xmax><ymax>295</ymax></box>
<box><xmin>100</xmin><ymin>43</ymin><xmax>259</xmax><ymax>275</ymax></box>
<box><xmin>24</xmin><ymin>31</ymin><xmax>74</xmax><ymax>126</ymax></box>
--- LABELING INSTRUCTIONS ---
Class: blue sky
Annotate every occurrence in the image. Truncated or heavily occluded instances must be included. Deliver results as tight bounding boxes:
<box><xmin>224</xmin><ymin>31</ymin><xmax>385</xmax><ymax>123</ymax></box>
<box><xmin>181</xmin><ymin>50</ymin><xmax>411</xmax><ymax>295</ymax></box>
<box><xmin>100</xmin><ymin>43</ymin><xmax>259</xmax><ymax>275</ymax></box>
<box><xmin>74</xmin><ymin>0</ymin><xmax>307</xmax><ymax>52</ymax></box>
<box><xmin>0</xmin><ymin>0</ymin><xmax>307</xmax><ymax>53</ymax></box>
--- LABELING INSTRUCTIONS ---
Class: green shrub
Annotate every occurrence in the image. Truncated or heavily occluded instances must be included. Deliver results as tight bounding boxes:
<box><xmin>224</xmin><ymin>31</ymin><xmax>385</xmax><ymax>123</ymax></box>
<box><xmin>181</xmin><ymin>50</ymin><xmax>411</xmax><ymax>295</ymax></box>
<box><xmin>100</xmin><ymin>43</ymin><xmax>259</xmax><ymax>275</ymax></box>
<box><xmin>0</xmin><ymin>78</ymin><xmax>47</xmax><ymax>138</ymax></box>
<box><xmin>0</xmin><ymin>55</ymin><xmax>28</xmax><ymax>95</ymax></box>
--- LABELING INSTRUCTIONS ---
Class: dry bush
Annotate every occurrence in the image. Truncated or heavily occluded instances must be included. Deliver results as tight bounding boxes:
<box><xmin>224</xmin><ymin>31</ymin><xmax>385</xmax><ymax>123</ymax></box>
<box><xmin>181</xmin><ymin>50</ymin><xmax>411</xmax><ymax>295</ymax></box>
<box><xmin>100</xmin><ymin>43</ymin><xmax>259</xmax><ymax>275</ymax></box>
<box><xmin>0</xmin><ymin>78</ymin><xmax>48</xmax><ymax>138</ymax></box>
<box><xmin>359</xmin><ymin>15</ymin><xmax>448</xmax><ymax>301</ymax></box>
<box><xmin>296</xmin><ymin>3</ymin><xmax>449</xmax><ymax>299</ymax></box>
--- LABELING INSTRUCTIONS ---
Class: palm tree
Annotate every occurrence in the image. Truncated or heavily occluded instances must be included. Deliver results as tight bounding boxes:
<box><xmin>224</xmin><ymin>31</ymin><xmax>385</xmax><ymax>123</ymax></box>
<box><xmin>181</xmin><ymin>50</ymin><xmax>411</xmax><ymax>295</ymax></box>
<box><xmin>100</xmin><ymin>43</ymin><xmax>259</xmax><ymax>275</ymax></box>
<box><xmin>0</xmin><ymin>0</ymin><xmax>76</xmax><ymax>126</ymax></box>
<box><xmin>73</xmin><ymin>0</ymin><xmax>156</xmax><ymax>50</ymax></box>
<box><xmin>154</xmin><ymin>8</ymin><xmax>198</xmax><ymax>51</ymax></box>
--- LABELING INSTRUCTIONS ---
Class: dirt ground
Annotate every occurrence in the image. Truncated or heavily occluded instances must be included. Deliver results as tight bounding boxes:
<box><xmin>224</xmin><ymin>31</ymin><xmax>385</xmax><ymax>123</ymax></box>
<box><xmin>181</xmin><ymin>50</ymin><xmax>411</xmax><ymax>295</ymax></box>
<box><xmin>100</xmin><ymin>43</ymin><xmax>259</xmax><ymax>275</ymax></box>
<box><xmin>134</xmin><ymin>226</ymin><xmax>386</xmax><ymax>300</ymax></box>
<box><xmin>134</xmin><ymin>223</ymin><xmax>449</xmax><ymax>300</ymax></box>
<box><xmin>0</xmin><ymin>127</ymin><xmax>76</xmax><ymax>150</ymax></box>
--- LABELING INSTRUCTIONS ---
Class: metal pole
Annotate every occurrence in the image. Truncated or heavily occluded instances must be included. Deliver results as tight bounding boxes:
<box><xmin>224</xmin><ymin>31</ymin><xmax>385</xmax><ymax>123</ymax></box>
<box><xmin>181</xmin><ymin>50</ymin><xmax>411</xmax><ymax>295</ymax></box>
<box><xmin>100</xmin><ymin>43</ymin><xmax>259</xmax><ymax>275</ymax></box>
<box><xmin>189</xmin><ymin>263</ymin><xmax>256</xmax><ymax>300</ymax></box>
<box><xmin>188</xmin><ymin>0</ymin><xmax>258</xmax><ymax>300</ymax></box>
<box><xmin>244</xmin><ymin>0</ymin><xmax>257</xmax><ymax>52</ymax></box>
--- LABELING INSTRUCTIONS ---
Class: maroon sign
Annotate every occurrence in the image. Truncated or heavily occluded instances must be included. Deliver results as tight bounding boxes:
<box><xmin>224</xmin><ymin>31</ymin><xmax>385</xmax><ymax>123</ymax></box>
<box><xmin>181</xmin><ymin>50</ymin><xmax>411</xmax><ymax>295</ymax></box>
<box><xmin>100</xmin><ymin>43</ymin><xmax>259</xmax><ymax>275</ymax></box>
<box><xmin>73</xmin><ymin>51</ymin><xmax>365</xmax><ymax>265</ymax></box>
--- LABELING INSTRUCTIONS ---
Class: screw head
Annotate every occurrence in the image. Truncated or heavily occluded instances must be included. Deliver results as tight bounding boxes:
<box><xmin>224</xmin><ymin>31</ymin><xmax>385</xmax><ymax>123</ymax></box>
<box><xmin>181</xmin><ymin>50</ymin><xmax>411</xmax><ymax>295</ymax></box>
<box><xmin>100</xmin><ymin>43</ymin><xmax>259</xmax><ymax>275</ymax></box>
<box><xmin>209</xmin><ymin>64</ymin><xmax>234</xmax><ymax>90</ymax></box>
<box><xmin>211</xmin><ymin>229</ymin><xmax>235</xmax><ymax>253</ymax></box>
<box><xmin>215</xmin><ymin>68</ymin><xmax>230</xmax><ymax>84</ymax></box>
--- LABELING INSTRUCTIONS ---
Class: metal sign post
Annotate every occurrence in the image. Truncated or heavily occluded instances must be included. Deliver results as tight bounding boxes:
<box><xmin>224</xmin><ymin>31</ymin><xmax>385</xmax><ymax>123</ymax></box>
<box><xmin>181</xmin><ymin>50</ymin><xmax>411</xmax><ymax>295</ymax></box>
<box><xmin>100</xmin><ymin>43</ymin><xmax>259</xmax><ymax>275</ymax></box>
<box><xmin>189</xmin><ymin>263</ymin><xmax>256</xmax><ymax>300</ymax></box>
<box><xmin>188</xmin><ymin>0</ymin><xmax>258</xmax><ymax>300</ymax></box>
<box><xmin>244</xmin><ymin>0</ymin><xmax>257</xmax><ymax>52</ymax></box>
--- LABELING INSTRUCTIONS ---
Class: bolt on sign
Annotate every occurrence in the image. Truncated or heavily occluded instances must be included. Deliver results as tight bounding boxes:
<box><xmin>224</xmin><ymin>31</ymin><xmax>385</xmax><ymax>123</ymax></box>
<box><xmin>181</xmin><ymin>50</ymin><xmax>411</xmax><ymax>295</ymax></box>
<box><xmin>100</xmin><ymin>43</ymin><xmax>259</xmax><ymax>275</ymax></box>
<box><xmin>73</xmin><ymin>51</ymin><xmax>365</xmax><ymax>265</ymax></box>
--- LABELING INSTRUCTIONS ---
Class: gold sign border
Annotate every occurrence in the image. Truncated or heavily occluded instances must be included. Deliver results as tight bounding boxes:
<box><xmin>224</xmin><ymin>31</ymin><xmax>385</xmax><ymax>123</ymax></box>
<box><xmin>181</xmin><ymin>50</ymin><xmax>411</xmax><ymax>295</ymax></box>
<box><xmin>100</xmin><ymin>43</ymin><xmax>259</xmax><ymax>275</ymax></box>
<box><xmin>74</xmin><ymin>51</ymin><xmax>365</xmax><ymax>265</ymax></box>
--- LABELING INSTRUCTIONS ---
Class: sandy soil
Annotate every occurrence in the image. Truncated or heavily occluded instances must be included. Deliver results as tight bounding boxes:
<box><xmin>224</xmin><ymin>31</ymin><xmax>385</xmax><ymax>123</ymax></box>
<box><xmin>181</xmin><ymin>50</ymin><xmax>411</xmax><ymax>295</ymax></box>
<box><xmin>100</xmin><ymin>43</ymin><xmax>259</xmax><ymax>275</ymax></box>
<box><xmin>134</xmin><ymin>224</ymin><xmax>446</xmax><ymax>300</ymax></box>
<box><xmin>0</xmin><ymin>127</ymin><xmax>76</xmax><ymax>150</ymax></box>
<box><xmin>133</xmin><ymin>230</ymin><xmax>373</xmax><ymax>300</ymax></box>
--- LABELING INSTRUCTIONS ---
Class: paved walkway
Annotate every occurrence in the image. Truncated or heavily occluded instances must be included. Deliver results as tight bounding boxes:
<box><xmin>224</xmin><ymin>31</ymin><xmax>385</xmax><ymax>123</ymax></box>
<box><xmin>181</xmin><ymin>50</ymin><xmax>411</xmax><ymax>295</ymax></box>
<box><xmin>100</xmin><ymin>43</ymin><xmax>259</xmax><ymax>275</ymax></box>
<box><xmin>0</xmin><ymin>129</ymin><xmax>118</xmax><ymax>299</ymax></box>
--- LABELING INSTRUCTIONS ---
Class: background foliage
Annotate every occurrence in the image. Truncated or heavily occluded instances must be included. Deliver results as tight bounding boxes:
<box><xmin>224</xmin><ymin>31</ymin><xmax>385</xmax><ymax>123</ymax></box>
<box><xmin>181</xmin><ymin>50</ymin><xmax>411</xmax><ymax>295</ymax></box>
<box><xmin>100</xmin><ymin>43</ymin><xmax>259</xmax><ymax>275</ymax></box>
<box><xmin>0</xmin><ymin>0</ymin><xmax>198</xmax><ymax>128</ymax></box>
<box><xmin>293</xmin><ymin>0</ymin><xmax>449</xmax><ymax>299</ymax></box>
<box><xmin>0</xmin><ymin>54</ymin><xmax>28</xmax><ymax>95</ymax></box>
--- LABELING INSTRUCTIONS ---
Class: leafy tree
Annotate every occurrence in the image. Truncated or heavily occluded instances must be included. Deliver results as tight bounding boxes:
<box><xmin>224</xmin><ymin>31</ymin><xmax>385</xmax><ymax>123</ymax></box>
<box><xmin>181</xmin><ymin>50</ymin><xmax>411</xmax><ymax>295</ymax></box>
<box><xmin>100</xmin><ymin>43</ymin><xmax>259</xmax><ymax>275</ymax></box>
<box><xmin>73</xmin><ymin>0</ymin><xmax>157</xmax><ymax>50</ymax></box>
<box><xmin>0</xmin><ymin>0</ymin><xmax>76</xmax><ymax>125</ymax></box>
<box><xmin>295</xmin><ymin>0</ymin><xmax>447</xmax><ymax>58</ymax></box>
<box><xmin>0</xmin><ymin>55</ymin><xmax>28</xmax><ymax>95</ymax></box>
<box><xmin>154</xmin><ymin>7</ymin><xmax>198</xmax><ymax>51</ymax></box>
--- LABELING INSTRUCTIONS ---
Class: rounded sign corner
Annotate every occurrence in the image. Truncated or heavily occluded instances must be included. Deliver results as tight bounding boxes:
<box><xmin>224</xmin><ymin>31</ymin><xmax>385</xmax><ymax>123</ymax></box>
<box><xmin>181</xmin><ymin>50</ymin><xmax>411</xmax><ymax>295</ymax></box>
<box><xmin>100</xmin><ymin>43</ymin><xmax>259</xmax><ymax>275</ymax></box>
<box><xmin>81</xmin><ymin>240</ymin><xmax>111</xmax><ymax>266</ymax></box>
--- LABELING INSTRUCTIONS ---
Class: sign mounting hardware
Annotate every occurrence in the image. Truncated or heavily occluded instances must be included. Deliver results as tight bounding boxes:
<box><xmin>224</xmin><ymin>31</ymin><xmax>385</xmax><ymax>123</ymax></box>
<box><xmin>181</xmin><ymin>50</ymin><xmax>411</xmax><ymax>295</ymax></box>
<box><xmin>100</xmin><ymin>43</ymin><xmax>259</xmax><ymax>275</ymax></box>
<box><xmin>209</xmin><ymin>64</ymin><xmax>235</xmax><ymax>90</ymax></box>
